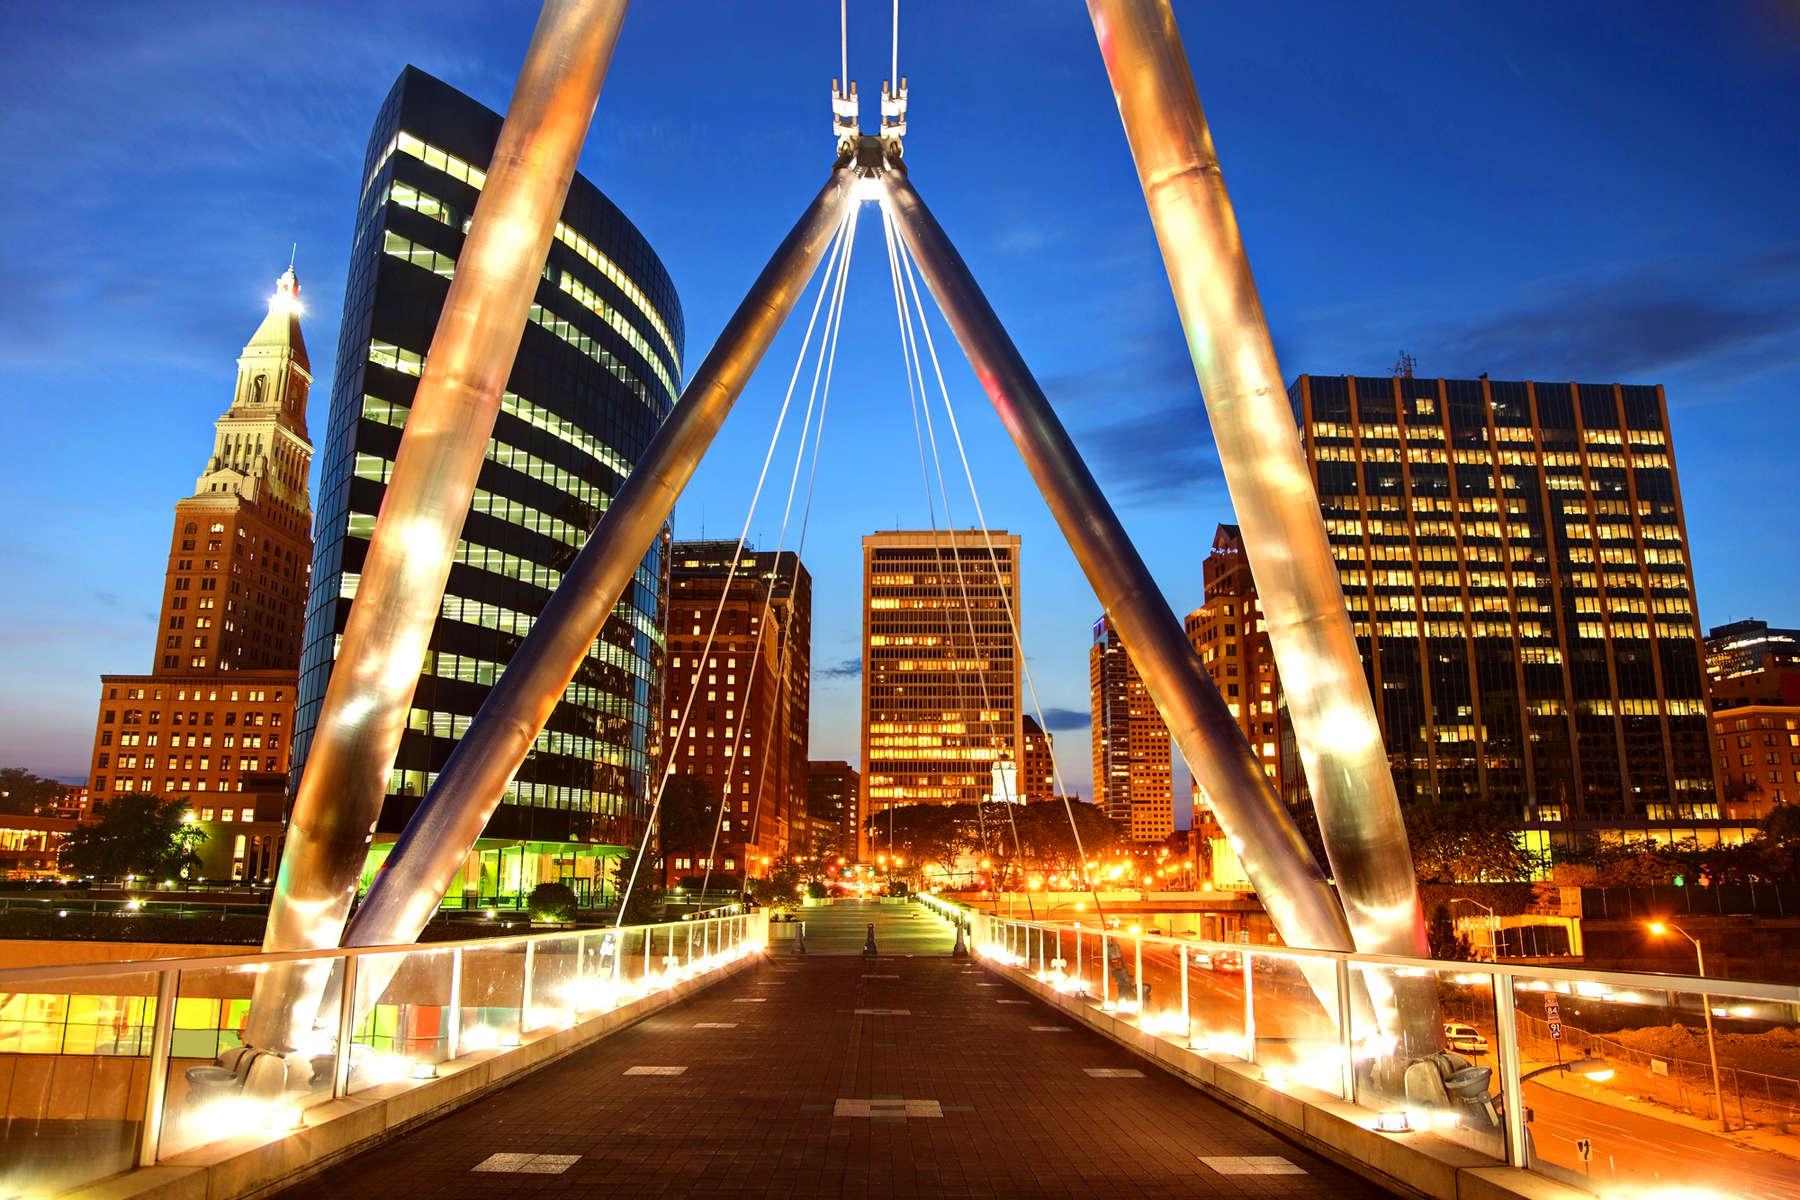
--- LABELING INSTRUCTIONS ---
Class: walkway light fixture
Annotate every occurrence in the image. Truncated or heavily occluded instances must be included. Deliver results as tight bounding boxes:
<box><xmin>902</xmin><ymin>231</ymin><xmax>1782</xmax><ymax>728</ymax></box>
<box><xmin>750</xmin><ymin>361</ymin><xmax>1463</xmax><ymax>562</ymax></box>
<box><xmin>1648</xmin><ymin>920</ymin><xmax>1728</xmax><ymax>1130</ymax></box>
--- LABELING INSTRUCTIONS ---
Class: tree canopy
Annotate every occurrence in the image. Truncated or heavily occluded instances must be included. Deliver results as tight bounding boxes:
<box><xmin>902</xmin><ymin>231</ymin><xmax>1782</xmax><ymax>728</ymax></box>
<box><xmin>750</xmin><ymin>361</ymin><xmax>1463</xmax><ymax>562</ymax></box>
<box><xmin>864</xmin><ymin>798</ymin><xmax>1122</xmax><ymax>885</ymax></box>
<box><xmin>0</xmin><ymin>768</ymin><xmax>67</xmax><ymax>817</ymax></box>
<box><xmin>59</xmin><ymin>796</ymin><xmax>205</xmax><ymax>879</ymax></box>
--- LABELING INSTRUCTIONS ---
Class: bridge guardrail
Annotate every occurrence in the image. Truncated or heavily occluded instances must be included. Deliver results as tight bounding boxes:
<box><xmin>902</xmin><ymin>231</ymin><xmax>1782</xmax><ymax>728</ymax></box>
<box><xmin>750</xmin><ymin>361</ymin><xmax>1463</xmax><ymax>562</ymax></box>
<box><xmin>0</xmin><ymin>908</ymin><xmax>765</xmax><ymax>1195</ymax></box>
<box><xmin>947</xmin><ymin>902</ymin><xmax>1800</xmax><ymax>1200</ymax></box>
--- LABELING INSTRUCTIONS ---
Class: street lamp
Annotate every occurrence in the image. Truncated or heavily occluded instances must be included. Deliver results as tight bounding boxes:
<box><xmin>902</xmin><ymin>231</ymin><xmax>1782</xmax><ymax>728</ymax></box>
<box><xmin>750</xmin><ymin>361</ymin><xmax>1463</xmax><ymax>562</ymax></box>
<box><xmin>1450</xmin><ymin>897</ymin><xmax>1498</xmax><ymax>962</ymax></box>
<box><xmin>1648</xmin><ymin>921</ymin><xmax>1728</xmax><ymax>1131</ymax></box>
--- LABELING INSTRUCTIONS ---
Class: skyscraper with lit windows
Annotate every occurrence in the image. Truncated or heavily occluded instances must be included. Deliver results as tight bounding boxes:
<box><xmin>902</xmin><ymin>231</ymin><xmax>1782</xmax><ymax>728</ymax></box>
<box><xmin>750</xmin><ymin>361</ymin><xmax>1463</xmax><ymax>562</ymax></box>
<box><xmin>293</xmin><ymin>67</ymin><xmax>683</xmax><ymax>905</ymax></box>
<box><xmin>1089</xmin><ymin>614</ymin><xmax>1173</xmax><ymax>842</ymax></box>
<box><xmin>1288</xmin><ymin>374</ymin><xmax>1721</xmax><ymax>847</ymax></box>
<box><xmin>860</xmin><ymin>529</ymin><xmax>1022</xmax><ymax>857</ymax></box>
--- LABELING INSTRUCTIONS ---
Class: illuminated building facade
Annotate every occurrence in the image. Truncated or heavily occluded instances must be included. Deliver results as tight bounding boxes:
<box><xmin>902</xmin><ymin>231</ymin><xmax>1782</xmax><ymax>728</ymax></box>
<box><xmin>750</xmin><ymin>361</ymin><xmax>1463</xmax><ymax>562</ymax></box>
<box><xmin>860</xmin><ymin>530</ymin><xmax>1022</xmax><ymax>856</ymax></box>
<box><xmin>1706</xmin><ymin>619</ymin><xmax>1800</xmax><ymax>710</ymax></box>
<box><xmin>806</xmin><ymin>760</ymin><xmax>860</xmax><ymax>857</ymax></box>
<box><xmin>1185</xmin><ymin>524</ymin><xmax>1284</xmax><ymax>788</ymax></box>
<box><xmin>1020</xmin><ymin>714</ymin><xmax>1056</xmax><ymax>802</ymax></box>
<box><xmin>85</xmin><ymin>266</ymin><xmax>314</xmax><ymax>883</ymax></box>
<box><xmin>660</xmin><ymin>542</ymin><xmax>810</xmax><ymax>877</ymax></box>
<box><xmin>1289</xmin><ymin>374</ymin><xmax>1721</xmax><ymax>845</ymax></box>
<box><xmin>1090</xmin><ymin>614</ymin><xmax>1173</xmax><ymax>842</ymax></box>
<box><xmin>294</xmin><ymin>67</ymin><xmax>682</xmax><ymax>905</ymax></box>
<box><xmin>1711</xmin><ymin>706</ymin><xmax>1800</xmax><ymax>818</ymax></box>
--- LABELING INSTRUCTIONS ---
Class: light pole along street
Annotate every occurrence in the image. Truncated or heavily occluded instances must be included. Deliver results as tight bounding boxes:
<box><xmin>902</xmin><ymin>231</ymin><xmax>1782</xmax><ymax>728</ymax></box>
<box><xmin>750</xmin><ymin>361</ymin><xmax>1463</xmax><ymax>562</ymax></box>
<box><xmin>1649</xmin><ymin>920</ymin><xmax>1730</xmax><ymax>1131</ymax></box>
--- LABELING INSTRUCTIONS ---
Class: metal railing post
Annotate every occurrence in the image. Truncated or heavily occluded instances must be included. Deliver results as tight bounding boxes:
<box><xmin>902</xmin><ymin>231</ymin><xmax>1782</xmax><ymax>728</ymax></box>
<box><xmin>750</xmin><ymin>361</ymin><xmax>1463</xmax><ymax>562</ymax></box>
<box><xmin>1135</xmin><ymin>936</ymin><xmax>1144</xmax><ymax>1012</ymax></box>
<box><xmin>447</xmin><ymin>946</ymin><xmax>464</xmax><ymax>1058</ymax></box>
<box><xmin>644</xmin><ymin>925</ymin><xmax>653</xmax><ymax>976</ymax></box>
<box><xmin>1101</xmin><ymin>931</ymin><xmax>1111</xmax><ymax>1007</ymax></box>
<box><xmin>138</xmin><ymin>968</ymin><xmax>178</xmax><ymax>1166</ymax></box>
<box><xmin>333</xmin><ymin>954</ymin><xmax>359</xmax><ymax>1098</ymax></box>
<box><xmin>1179</xmin><ymin>944</ymin><xmax>1191</xmax><ymax>1046</ymax></box>
<box><xmin>1242</xmin><ymin>952</ymin><xmax>1256</xmax><ymax>1064</ymax></box>
<box><xmin>1335</xmin><ymin>955</ymin><xmax>1355</xmax><ymax>1102</ymax></box>
<box><xmin>1074</xmin><ymin>928</ymin><xmax>1082</xmax><ymax>990</ymax></box>
<box><xmin>520</xmin><ymin>940</ymin><xmax>536</xmax><ymax>1034</ymax></box>
<box><xmin>1493</xmin><ymin>970</ymin><xmax>1527</xmax><ymax>1168</ymax></box>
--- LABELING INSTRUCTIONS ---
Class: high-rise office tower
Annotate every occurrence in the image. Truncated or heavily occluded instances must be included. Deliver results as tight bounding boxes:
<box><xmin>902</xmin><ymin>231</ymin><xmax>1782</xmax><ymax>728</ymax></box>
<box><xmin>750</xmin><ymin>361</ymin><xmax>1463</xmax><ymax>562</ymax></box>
<box><xmin>1019</xmin><ymin>715</ymin><xmax>1056</xmax><ymax>802</ymax></box>
<box><xmin>294</xmin><ymin>67</ymin><xmax>683</xmax><ymax>906</ymax></box>
<box><xmin>1089</xmin><ymin>614</ymin><xmax>1174</xmax><ymax>842</ymax></box>
<box><xmin>861</xmin><ymin>530</ymin><xmax>1022</xmax><ymax>855</ymax></box>
<box><xmin>86</xmin><ymin>266</ymin><xmax>315</xmax><ymax>881</ymax></box>
<box><xmin>660</xmin><ymin>542</ymin><xmax>811</xmax><ymax>876</ymax></box>
<box><xmin>1289</xmin><ymin>374</ymin><xmax>1721</xmax><ymax>846</ymax></box>
<box><xmin>1185</xmin><ymin>524</ymin><xmax>1283</xmax><ymax>788</ymax></box>
<box><xmin>806</xmin><ymin>760</ymin><xmax>860</xmax><ymax>857</ymax></box>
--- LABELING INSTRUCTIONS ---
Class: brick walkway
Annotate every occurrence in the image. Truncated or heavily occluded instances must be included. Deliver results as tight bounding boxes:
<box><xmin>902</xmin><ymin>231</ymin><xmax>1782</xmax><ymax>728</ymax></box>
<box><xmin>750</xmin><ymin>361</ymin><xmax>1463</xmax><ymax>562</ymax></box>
<box><xmin>280</xmin><ymin>954</ymin><xmax>1394</xmax><ymax>1199</ymax></box>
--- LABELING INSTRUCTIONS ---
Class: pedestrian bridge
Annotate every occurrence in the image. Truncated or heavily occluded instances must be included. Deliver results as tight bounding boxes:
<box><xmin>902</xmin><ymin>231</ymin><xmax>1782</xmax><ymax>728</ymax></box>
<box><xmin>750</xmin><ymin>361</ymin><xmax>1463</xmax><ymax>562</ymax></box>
<box><xmin>2</xmin><ymin>900</ymin><xmax>1794</xmax><ymax>1200</ymax></box>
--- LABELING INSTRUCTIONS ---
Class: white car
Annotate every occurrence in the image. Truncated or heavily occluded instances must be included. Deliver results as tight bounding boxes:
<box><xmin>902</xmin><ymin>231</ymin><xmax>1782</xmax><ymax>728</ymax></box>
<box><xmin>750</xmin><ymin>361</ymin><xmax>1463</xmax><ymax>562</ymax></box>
<box><xmin>1444</xmin><ymin>1022</ymin><xmax>1489</xmax><ymax>1055</ymax></box>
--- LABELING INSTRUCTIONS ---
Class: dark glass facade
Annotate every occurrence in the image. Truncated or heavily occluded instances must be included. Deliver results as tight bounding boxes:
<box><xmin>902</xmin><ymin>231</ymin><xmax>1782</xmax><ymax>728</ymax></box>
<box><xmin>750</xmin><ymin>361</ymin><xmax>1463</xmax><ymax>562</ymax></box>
<box><xmin>294</xmin><ymin>67</ymin><xmax>683</xmax><ymax>896</ymax></box>
<box><xmin>1289</xmin><ymin>375</ymin><xmax>1722</xmax><ymax>846</ymax></box>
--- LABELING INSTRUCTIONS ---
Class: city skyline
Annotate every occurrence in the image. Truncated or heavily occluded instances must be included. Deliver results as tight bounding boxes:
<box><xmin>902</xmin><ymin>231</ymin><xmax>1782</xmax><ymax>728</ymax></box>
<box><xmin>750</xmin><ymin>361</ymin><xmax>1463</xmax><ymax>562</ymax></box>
<box><xmin>3</xmin><ymin>4</ymin><xmax>1798</xmax><ymax>818</ymax></box>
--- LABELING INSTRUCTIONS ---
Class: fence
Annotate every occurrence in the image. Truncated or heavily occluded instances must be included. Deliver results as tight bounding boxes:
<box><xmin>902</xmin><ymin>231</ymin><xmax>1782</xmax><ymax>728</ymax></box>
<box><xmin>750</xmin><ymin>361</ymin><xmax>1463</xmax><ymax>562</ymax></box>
<box><xmin>1581</xmin><ymin>883</ymin><xmax>1800</xmax><ymax>919</ymax></box>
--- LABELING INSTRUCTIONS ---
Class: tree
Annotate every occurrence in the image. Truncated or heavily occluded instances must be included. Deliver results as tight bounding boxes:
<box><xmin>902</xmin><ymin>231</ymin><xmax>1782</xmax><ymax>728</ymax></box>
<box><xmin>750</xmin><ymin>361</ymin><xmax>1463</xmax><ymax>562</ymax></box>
<box><xmin>1404</xmin><ymin>798</ymin><xmax>1540</xmax><ymax>883</ymax></box>
<box><xmin>607</xmin><ymin>845</ymin><xmax>659</xmax><ymax>924</ymax></box>
<box><xmin>60</xmin><ymin>797</ymin><xmax>205</xmax><ymax>879</ymax></box>
<box><xmin>0</xmin><ymin>768</ymin><xmax>65</xmax><ymax>817</ymax></box>
<box><xmin>1425</xmin><ymin>902</ymin><xmax>1475</xmax><ymax>961</ymax></box>
<box><xmin>528</xmin><ymin>881</ymin><xmax>577</xmax><ymax>922</ymax></box>
<box><xmin>1009</xmin><ymin>800</ymin><xmax>1121</xmax><ymax>878</ymax></box>
<box><xmin>865</xmin><ymin>803</ymin><xmax>971</xmax><ymax>877</ymax></box>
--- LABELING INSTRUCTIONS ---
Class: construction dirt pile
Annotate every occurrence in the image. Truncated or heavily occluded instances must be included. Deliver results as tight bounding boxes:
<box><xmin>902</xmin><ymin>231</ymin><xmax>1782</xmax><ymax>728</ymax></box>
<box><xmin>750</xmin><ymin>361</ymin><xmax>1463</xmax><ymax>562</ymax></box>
<box><xmin>1608</xmin><ymin>1024</ymin><xmax>1800</xmax><ymax>1080</ymax></box>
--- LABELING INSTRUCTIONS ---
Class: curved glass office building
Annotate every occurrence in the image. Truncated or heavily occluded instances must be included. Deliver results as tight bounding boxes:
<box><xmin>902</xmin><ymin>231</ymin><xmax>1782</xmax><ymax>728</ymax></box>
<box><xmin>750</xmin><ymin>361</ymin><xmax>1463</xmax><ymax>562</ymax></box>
<box><xmin>294</xmin><ymin>67</ymin><xmax>683</xmax><ymax>906</ymax></box>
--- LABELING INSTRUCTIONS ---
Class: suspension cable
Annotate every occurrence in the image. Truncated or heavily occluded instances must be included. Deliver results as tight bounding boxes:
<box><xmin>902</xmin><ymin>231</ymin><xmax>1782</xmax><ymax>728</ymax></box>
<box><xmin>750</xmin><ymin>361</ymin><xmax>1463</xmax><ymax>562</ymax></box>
<box><xmin>880</xmin><ymin>206</ymin><xmax>1028</xmax><ymax>901</ymax></box>
<box><xmin>698</xmin><ymin>200</ymin><xmax>862</xmax><ymax>899</ymax></box>
<box><xmin>613</xmin><ymin>209</ymin><xmax>852</xmax><ymax>924</ymax></box>
<box><xmin>892</xmin><ymin>229</ymin><xmax>1108</xmax><ymax>918</ymax></box>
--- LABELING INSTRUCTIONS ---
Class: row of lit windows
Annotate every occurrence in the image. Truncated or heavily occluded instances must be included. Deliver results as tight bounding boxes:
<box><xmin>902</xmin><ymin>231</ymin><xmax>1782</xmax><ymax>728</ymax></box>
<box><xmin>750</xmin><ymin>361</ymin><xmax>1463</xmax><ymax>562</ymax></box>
<box><xmin>373</xmin><ymin>130</ymin><xmax>680</xmax><ymax>374</ymax></box>
<box><xmin>372</xmin><ymin>234</ymin><xmax>661</xmax><ymax>409</ymax></box>
<box><xmin>332</xmin><ymin>584</ymin><xmax>655</xmax><ymax>685</ymax></box>
<box><xmin>330</xmin><ymin>383</ymin><xmax>633</xmax><ymax>488</ymax></box>
<box><xmin>386</xmin><ymin>178</ymin><xmax>679</xmax><ymax>394</ymax></box>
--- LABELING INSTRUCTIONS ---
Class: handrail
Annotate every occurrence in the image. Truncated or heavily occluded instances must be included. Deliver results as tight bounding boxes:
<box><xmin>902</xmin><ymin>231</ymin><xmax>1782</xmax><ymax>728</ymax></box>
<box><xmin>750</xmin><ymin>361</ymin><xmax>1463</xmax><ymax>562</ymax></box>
<box><xmin>0</xmin><ymin>913</ymin><xmax>742</xmax><ymax>987</ymax></box>
<box><xmin>951</xmin><ymin>906</ymin><xmax>1800</xmax><ymax>1005</ymax></box>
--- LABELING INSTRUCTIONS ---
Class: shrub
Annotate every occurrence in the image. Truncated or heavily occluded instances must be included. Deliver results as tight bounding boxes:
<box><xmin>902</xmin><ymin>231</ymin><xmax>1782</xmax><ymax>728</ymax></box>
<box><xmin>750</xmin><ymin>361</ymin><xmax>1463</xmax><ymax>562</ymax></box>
<box><xmin>528</xmin><ymin>881</ymin><xmax>577</xmax><ymax>923</ymax></box>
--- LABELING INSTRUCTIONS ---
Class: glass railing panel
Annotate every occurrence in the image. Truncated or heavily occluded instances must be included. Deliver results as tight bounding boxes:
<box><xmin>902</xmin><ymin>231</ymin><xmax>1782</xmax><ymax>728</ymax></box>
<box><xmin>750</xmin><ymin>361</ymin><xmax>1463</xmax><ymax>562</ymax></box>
<box><xmin>454</xmin><ymin>942</ymin><xmax>527</xmax><ymax>1054</ymax></box>
<box><xmin>1180</xmin><ymin>941</ymin><xmax>1251</xmax><ymax>1060</ymax></box>
<box><xmin>0</xmin><ymin>966</ymin><xmax>160</xmax><ymax>1194</ymax></box>
<box><xmin>1344</xmin><ymin>962</ymin><xmax>1506</xmax><ymax>1163</ymax></box>
<box><xmin>1246</xmin><ymin>949</ymin><xmax>1345</xmax><ymax>1097</ymax></box>
<box><xmin>525</xmin><ymin>932</ymin><xmax>583</xmax><ymax>1029</ymax></box>
<box><xmin>156</xmin><ymin>958</ymin><xmax>336</xmax><ymax>1158</ymax></box>
<box><xmin>344</xmin><ymin>947</ymin><xmax>452</xmax><ymax>1094</ymax></box>
<box><xmin>1506</xmin><ymin>970</ymin><xmax>1800</xmax><ymax>1198</ymax></box>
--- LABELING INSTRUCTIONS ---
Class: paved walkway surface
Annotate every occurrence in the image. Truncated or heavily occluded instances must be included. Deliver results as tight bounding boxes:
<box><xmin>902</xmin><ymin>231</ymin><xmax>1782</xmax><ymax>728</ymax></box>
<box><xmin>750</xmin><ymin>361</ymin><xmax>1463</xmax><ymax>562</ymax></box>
<box><xmin>280</xmin><ymin>950</ymin><xmax>1393</xmax><ymax>1199</ymax></box>
<box><xmin>786</xmin><ymin>899</ymin><xmax>950</xmax><ymax>955</ymax></box>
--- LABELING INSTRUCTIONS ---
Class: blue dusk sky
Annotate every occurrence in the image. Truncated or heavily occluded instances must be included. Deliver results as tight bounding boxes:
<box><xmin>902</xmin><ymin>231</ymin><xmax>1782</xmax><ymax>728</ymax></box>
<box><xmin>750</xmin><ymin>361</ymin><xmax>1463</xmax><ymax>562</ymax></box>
<box><xmin>2</xmin><ymin>3</ymin><xmax>1797</xmax><ymax>821</ymax></box>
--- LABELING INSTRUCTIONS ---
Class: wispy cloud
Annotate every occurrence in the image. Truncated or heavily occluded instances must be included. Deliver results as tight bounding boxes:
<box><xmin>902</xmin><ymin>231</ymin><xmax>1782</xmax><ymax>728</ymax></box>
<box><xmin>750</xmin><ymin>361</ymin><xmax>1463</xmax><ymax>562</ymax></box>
<box><xmin>814</xmin><ymin>656</ymin><xmax>861</xmax><ymax>679</ymax></box>
<box><xmin>1039</xmin><ymin>706</ymin><xmax>1089</xmax><ymax>733</ymax></box>
<box><xmin>1044</xmin><ymin>333</ymin><xmax>1223</xmax><ymax>504</ymax></box>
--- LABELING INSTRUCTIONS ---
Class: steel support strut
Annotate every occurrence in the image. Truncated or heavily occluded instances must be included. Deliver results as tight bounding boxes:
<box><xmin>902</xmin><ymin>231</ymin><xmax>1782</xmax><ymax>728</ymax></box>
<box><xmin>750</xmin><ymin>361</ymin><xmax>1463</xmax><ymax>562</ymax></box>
<box><xmin>341</xmin><ymin>165</ymin><xmax>858</xmax><ymax>955</ymax></box>
<box><xmin>243</xmin><ymin>0</ymin><xmax>631</xmax><ymax>1064</ymax></box>
<box><xmin>882</xmin><ymin>169</ymin><xmax>1355</xmax><ymax>959</ymax></box>
<box><xmin>1085</xmin><ymin>0</ymin><xmax>1426</xmax><ymax>955</ymax></box>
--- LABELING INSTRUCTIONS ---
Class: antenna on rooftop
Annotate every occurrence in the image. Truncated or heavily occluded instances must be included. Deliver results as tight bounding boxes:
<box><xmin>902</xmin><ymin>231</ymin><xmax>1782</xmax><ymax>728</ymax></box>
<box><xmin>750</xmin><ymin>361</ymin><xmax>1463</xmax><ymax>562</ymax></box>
<box><xmin>1392</xmin><ymin>351</ymin><xmax>1416</xmax><ymax>379</ymax></box>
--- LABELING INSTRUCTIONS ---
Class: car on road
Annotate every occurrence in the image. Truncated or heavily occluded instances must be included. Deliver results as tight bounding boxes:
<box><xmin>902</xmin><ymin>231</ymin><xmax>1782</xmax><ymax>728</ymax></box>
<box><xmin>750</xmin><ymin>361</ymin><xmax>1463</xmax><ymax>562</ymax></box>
<box><xmin>1444</xmin><ymin>1021</ymin><xmax>1489</xmax><ymax>1055</ymax></box>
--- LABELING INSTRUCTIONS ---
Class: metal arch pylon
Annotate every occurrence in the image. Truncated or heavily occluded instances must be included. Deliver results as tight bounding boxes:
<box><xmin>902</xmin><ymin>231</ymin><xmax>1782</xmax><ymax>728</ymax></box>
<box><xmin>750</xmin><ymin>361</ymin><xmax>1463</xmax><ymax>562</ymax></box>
<box><xmin>240</xmin><ymin>0</ymin><xmax>633</xmax><ymax>1070</ymax></box>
